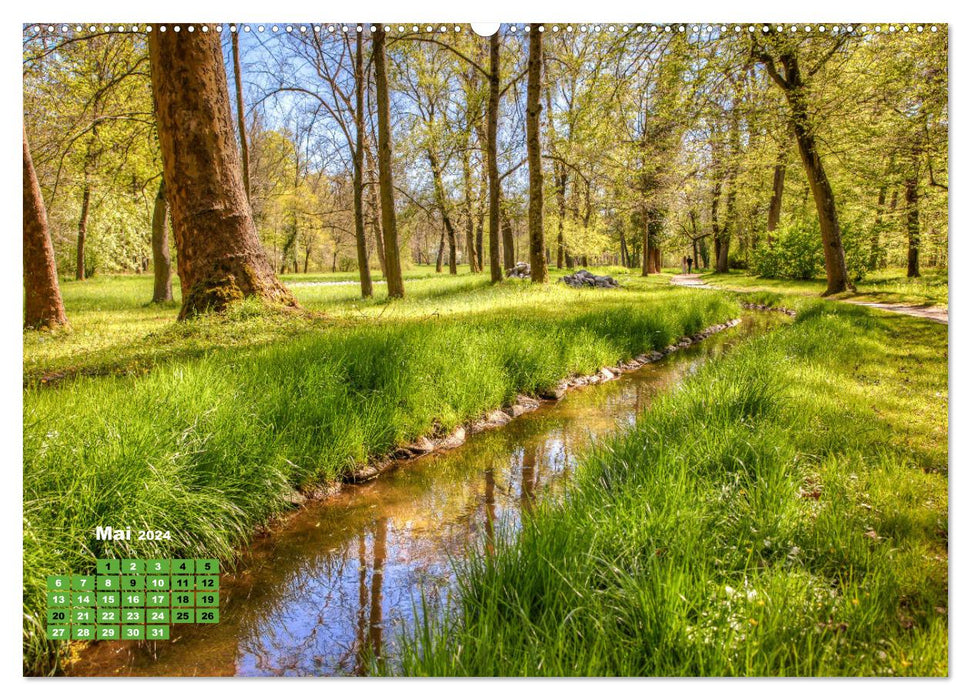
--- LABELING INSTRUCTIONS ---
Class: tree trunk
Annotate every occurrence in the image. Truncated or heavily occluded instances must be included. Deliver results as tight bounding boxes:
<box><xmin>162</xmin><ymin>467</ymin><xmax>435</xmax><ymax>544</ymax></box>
<box><xmin>869</xmin><ymin>184</ymin><xmax>887</xmax><ymax>270</ymax></box>
<box><xmin>427</xmin><ymin>150</ymin><xmax>458</xmax><ymax>275</ymax></box>
<box><xmin>24</xmin><ymin>129</ymin><xmax>68</xmax><ymax>329</ymax></box>
<box><xmin>373</xmin><ymin>26</ymin><xmax>404</xmax><ymax>298</ymax></box>
<box><xmin>231</xmin><ymin>29</ymin><xmax>250</xmax><ymax>203</ymax></box>
<box><xmin>148</xmin><ymin>25</ymin><xmax>296</xmax><ymax>320</ymax></box>
<box><xmin>774</xmin><ymin>54</ymin><xmax>851</xmax><ymax>294</ymax></box>
<box><xmin>905</xmin><ymin>170</ymin><xmax>920</xmax><ymax>278</ymax></box>
<box><xmin>526</xmin><ymin>25</ymin><xmax>548</xmax><ymax>284</ymax></box>
<box><xmin>717</xmin><ymin>110</ymin><xmax>740</xmax><ymax>274</ymax></box>
<box><xmin>364</xmin><ymin>144</ymin><xmax>386</xmax><ymax>276</ymax></box>
<box><xmin>462</xmin><ymin>140</ymin><xmax>480</xmax><ymax>273</ymax></box>
<box><xmin>151</xmin><ymin>178</ymin><xmax>173</xmax><ymax>303</ymax></box>
<box><xmin>76</xmin><ymin>183</ymin><xmax>90</xmax><ymax>280</ymax></box>
<box><xmin>486</xmin><ymin>32</ymin><xmax>503</xmax><ymax>282</ymax></box>
<box><xmin>767</xmin><ymin>148</ymin><xmax>786</xmax><ymax>242</ymax></box>
<box><xmin>435</xmin><ymin>224</ymin><xmax>446</xmax><ymax>273</ymax></box>
<box><xmin>555</xmin><ymin>169</ymin><xmax>567</xmax><ymax>269</ymax></box>
<box><xmin>353</xmin><ymin>34</ymin><xmax>374</xmax><ymax>298</ymax></box>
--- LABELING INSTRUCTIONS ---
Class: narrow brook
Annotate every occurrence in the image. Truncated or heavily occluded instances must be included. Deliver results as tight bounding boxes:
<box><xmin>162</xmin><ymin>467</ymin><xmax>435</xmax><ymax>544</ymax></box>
<box><xmin>67</xmin><ymin>313</ymin><xmax>783</xmax><ymax>677</ymax></box>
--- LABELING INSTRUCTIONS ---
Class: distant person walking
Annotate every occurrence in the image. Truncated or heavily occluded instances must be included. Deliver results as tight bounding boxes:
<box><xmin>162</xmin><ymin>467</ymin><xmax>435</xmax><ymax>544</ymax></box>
<box><xmin>686</xmin><ymin>256</ymin><xmax>694</xmax><ymax>273</ymax></box>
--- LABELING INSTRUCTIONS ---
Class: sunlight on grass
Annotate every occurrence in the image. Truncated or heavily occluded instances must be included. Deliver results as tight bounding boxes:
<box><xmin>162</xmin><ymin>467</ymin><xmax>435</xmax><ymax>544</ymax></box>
<box><xmin>396</xmin><ymin>303</ymin><xmax>948</xmax><ymax>677</ymax></box>
<box><xmin>701</xmin><ymin>268</ymin><xmax>948</xmax><ymax>309</ymax></box>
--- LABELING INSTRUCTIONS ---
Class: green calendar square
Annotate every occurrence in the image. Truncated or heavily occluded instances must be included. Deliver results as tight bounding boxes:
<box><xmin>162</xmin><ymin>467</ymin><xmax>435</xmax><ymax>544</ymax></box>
<box><xmin>171</xmin><ymin>591</ymin><xmax>194</xmax><ymax>607</ymax></box>
<box><xmin>147</xmin><ymin>625</ymin><xmax>170</xmax><ymax>640</ymax></box>
<box><xmin>122</xmin><ymin>591</ymin><xmax>145</xmax><ymax>607</ymax></box>
<box><xmin>96</xmin><ymin>625</ymin><xmax>119</xmax><ymax>640</ymax></box>
<box><xmin>146</xmin><ymin>591</ymin><xmax>170</xmax><ymax>607</ymax></box>
<box><xmin>96</xmin><ymin>559</ymin><xmax>120</xmax><ymax>574</ymax></box>
<box><xmin>146</xmin><ymin>575</ymin><xmax>169</xmax><ymax>590</ymax></box>
<box><xmin>72</xmin><ymin>591</ymin><xmax>96</xmax><ymax>607</ymax></box>
<box><xmin>196</xmin><ymin>574</ymin><xmax>219</xmax><ymax>591</ymax></box>
<box><xmin>171</xmin><ymin>609</ymin><xmax>195</xmax><ymax>624</ymax></box>
<box><xmin>172</xmin><ymin>559</ymin><xmax>195</xmax><ymax>575</ymax></box>
<box><xmin>47</xmin><ymin>608</ymin><xmax>69</xmax><ymax>624</ymax></box>
<box><xmin>123</xmin><ymin>609</ymin><xmax>144</xmax><ymax>624</ymax></box>
<box><xmin>121</xmin><ymin>559</ymin><xmax>145</xmax><ymax>574</ymax></box>
<box><xmin>97</xmin><ymin>575</ymin><xmax>119</xmax><ymax>590</ymax></box>
<box><xmin>121</xmin><ymin>575</ymin><xmax>145</xmax><ymax>590</ymax></box>
<box><xmin>196</xmin><ymin>591</ymin><xmax>219</xmax><ymax>608</ymax></box>
<box><xmin>71</xmin><ymin>574</ymin><xmax>95</xmax><ymax>591</ymax></box>
<box><xmin>197</xmin><ymin>608</ymin><xmax>219</xmax><ymax>624</ymax></box>
<box><xmin>46</xmin><ymin>625</ymin><xmax>70</xmax><ymax>640</ymax></box>
<box><xmin>71</xmin><ymin>625</ymin><xmax>95</xmax><ymax>641</ymax></box>
<box><xmin>46</xmin><ymin>575</ymin><xmax>70</xmax><ymax>591</ymax></box>
<box><xmin>172</xmin><ymin>575</ymin><xmax>194</xmax><ymax>591</ymax></box>
<box><xmin>47</xmin><ymin>591</ymin><xmax>69</xmax><ymax>608</ymax></box>
<box><xmin>122</xmin><ymin>625</ymin><xmax>144</xmax><ymax>640</ymax></box>
<box><xmin>195</xmin><ymin>559</ymin><xmax>219</xmax><ymax>575</ymax></box>
<box><xmin>97</xmin><ymin>608</ymin><xmax>120</xmax><ymax>624</ymax></box>
<box><xmin>98</xmin><ymin>591</ymin><xmax>119</xmax><ymax>607</ymax></box>
<box><xmin>71</xmin><ymin>608</ymin><xmax>96</xmax><ymax>624</ymax></box>
<box><xmin>146</xmin><ymin>608</ymin><xmax>170</xmax><ymax>624</ymax></box>
<box><xmin>145</xmin><ymin>559</ymin><xmax>170</xmax><ymax>574</ymax></box>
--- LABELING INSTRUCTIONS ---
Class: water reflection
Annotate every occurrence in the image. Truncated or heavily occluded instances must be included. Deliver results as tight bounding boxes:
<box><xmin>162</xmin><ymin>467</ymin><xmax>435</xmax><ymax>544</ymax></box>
<box><xmin>69</xmin><ymin>314</ymin><xmax>782</xmax><ymax>677</ymax></box>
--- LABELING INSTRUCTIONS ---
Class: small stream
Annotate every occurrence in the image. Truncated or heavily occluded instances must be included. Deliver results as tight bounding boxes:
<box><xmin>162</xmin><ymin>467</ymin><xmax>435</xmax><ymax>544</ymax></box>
<box><xmin>68</xmin><ymin>312</ymin><xmax>784</xmax><ymax>677</ymax></box>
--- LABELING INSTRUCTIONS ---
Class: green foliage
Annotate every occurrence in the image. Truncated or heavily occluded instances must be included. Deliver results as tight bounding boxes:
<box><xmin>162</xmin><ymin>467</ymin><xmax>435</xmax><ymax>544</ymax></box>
<box><xmin>397</xmin><ymin>304</ymin><xmax>948</xmax><ymax>676</ymax></box>
<box><xmin>753</xmin><ymin>217</ymin><xmax>824</xmax><ymax>280</ymax></box>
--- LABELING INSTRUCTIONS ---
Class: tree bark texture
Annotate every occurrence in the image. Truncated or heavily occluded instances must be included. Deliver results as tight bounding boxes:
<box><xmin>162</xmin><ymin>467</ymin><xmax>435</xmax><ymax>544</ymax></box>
<box><xmin>23</xmin><ymin>128</ymin><xmax>68</xmax><ymax>329</ymax></box>
<box><xmin>353</xmin><ymin>34</ymin><xmax>374</xmax><ymax>297</ymax></box>
<box><xmin>151</xmin><ymin>178</ymin><xmax>173</xmax><ymax>303</ymax></box>
<box><xmin>373</xmin><ymin>27</ymin><xmax>405</xmax><ymax>298</ymax></box>
<box><xmin>148</xmin><ymin>26</ymin><xmax>296</xmax><ymax>319</ymax></box>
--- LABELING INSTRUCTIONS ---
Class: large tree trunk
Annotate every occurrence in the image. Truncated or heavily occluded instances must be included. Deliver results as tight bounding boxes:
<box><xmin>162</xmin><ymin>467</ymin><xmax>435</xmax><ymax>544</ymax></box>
<box><xmin>373</xmin><ymin>27</ymin><xmax>405</xmax><ymax>298</ymax></box>
<box><xmin>427</xmin><ymin>151</ymin><xmax>458</xmax><ymax>275</ymax></box>
<box><xmin>231</xmin><ymin>29</ymin><xmax>250</xmax><ymax>203</ymax></box>
<box><xmin>151</xmin><ymin>178</ymin><xmax>173</xmax><ymax>303</ymax></box>
<box><xmin>778</xmin><ymin>56</ymin><xmax>851</xmax><ymax>294</ymax></box>
<box><xmin>148</xmin><ymin>25</ymin><xmax>296</xmax><ymax>320</ymax></box>
<box><xmin>75</xmin><ymin>183</ymin><xmax>90</xmax><ymax>280</ymax></box>
<box><xmin>486</xmin><ymin>32</ymin><xmax>503</xmax><ymax>282</ymax></box>
<box><xmin>24</xmin><ymin>129</ymin><xmax>68</xmax><ymax>329</ymax></box>
<box><xmin>526</xmin><ymin>25</ymin><xmax>548</xmax><ymax>284</ymax></box>
<box><xmin>905</xmin><ymin>169</ymin><xmax>920</xmax><ymax>278</ymax></box>
<box><xmin>353</xmin><ymin>34</ymin><xmax>374</xmax><ymax>297</ymax></box>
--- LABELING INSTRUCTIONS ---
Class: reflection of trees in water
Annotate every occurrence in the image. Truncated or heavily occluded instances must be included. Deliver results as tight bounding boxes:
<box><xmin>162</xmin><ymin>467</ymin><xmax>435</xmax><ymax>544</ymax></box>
<box><xmin>112</xmin><ymin>329</ymin><xmax>771</xmax><ymax>676</ymax></box>
<box><xmin>354</xmin><ymin>517</ymin><xmax>387</xmax><ymax>675</ymax></box>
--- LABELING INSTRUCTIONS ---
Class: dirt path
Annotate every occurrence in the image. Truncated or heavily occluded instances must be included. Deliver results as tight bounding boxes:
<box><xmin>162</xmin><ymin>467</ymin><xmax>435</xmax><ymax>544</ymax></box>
<box><xmin>670</xmin><ymin>274</ymin><xmax>949</xmax><ymax>325</ymax></box>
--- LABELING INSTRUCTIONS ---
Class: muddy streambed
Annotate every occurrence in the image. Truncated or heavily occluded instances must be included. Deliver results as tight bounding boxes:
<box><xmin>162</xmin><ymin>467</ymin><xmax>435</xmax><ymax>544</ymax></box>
<box><xmin>67</xmin><ymin>313</ymin><xmax>785</xmax><ymax>677</ymax></box>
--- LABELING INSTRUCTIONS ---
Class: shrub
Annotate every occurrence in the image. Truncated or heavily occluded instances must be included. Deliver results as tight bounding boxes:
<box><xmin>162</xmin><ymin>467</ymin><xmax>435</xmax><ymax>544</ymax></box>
<box><xmin>753</xmin><ymin>217</ymin><xmax>824</xmax><ymax>280</ymax></box>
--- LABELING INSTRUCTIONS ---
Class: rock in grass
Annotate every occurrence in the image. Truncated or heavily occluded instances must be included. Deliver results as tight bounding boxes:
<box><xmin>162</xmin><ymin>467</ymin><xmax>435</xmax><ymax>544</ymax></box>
<box><xmin>506</xmin><ymin>262</ymin><xmax>531</xmax><ymax>278</ymax></box>
<box><xmin>561</xmin><ymin>269</ymin><xmax>620</xmax><ymax>289</ymax></box>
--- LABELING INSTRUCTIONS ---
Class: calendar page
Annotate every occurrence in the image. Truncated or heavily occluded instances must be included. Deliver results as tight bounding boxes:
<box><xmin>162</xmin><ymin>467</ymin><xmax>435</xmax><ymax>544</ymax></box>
<box><xmin>21</xmin><ymin>9</ymin><xmax>949</xmax><ymax>683</ymax></box>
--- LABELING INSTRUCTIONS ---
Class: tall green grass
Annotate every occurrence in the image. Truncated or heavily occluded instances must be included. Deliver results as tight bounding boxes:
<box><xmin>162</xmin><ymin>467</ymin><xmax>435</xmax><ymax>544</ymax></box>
<box><xmin>23</xmin><ymin>287</ymin><xmax>735</xmax><ymax>674</ymax></box>
<box><xmin>397</xmin><ymin>302</ymin><xmax>948</xmax><ymax>676</ymax></box>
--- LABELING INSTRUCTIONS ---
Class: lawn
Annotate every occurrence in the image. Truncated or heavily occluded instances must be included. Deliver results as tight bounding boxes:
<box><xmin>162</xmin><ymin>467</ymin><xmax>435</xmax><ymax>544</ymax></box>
<box><xmin>23</xmin><ymin>265</ymin><xmax>669</xmax><ymax>386</ymax></box>
<box><xmin>23</xmin><ymin>266</ymin><xmax>733</xmax><ymax>674</ymax></box>
<box><xmin>698</xmin><ymin>268</ymin><xmax>949</xmax><ymax>310</ymax></box>
<box><xmin>397</xmin><ymin>301</ymin><xmax>948</xmax><ymax>676</ymax></box>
